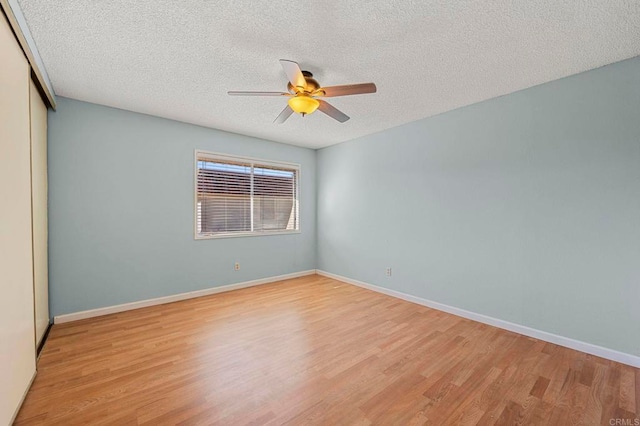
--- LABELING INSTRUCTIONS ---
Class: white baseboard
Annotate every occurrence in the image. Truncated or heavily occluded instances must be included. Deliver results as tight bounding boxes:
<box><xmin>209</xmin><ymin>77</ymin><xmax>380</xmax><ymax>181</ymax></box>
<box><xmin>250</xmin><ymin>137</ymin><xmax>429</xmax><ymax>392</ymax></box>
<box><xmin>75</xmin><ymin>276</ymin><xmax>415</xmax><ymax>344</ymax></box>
<box><xmin>54</xmin><ymin>270</ymin><xmax>317</xmax><ymax>324</ymax></box>
<box><xmin>316</xmin><ymin>270</ymin><xmax>640</xmax><ymax>368</ymax></box>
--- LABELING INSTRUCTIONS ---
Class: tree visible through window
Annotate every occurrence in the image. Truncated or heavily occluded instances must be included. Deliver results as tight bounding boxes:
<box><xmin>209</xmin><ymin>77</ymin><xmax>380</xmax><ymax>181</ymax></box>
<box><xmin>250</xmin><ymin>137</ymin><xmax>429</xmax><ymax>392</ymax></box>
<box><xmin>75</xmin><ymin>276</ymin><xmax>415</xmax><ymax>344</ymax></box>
<box><xmin>195</xmin><ymin>152</ymin><xmax>299</xmax><ymax>238</ymax></box>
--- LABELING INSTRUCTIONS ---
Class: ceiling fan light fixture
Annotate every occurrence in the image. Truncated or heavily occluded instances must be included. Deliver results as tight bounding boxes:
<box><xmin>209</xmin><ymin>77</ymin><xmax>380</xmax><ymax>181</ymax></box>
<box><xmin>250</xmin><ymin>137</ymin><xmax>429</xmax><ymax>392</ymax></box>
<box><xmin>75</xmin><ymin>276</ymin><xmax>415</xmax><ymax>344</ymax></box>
<box><xmin>229</xmin><ymin>60</ymin><xmax>375</xmax><ymax>123</ymax></box>
<box><xmin>288</xmin><ymin>95</ymin><xmax>319</xmax><ymax>115</ymax></box>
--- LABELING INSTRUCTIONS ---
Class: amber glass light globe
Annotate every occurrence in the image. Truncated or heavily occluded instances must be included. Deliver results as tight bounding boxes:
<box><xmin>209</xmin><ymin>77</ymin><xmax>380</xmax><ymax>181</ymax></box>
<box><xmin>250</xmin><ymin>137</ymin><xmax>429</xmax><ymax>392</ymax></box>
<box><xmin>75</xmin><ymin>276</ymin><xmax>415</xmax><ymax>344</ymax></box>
<box><xmin>288</xmin><ymin>95</ymin><xmax>320</xmax><ymax>115</ymax></box>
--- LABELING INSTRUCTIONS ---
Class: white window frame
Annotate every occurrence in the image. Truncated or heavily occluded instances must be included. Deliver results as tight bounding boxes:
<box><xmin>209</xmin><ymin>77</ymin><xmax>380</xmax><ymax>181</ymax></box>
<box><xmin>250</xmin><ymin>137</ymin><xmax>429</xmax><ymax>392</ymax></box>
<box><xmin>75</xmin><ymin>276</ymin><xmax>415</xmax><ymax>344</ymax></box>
<box><xmin>194</xmin><ymin>150</ymin><xmax>301</xmax><ymax>240</ymax></box>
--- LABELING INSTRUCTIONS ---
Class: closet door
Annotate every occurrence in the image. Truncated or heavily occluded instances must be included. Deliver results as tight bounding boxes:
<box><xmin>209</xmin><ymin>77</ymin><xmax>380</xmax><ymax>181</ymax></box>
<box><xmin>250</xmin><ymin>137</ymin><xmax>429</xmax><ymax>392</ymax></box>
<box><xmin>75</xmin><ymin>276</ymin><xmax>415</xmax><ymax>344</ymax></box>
<box><xmin>0</xmin><ymin>12</ymin><xmax>37</xmax><ymax>425</ymax></box>
<box><xmin>31</xmin><ymin>79</ymin><xmax>49</xmax><ymax>347</ymax></box>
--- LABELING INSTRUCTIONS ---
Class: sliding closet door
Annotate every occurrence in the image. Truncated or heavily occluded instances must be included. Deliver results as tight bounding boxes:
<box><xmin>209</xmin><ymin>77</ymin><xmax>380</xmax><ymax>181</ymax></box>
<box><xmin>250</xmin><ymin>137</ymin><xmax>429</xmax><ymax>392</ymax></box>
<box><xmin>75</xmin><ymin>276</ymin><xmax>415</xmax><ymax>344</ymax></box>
<box><xmin>0</xmin><ymin>12</ymin><xmax>37</xmax><ymax>425</ymax></box>
<box><xmin>31</xmin><ymin>79</ymin><xmax>49</xmax><ymax>347</ymax></box>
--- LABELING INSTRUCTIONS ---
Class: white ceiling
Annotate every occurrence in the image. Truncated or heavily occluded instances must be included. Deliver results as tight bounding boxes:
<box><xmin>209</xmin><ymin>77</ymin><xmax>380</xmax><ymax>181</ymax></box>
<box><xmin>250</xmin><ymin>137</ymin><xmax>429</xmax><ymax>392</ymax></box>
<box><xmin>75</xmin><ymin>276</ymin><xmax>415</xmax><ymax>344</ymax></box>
<box><xmin>17</xmin><ymin>1</ymin><xmax>640</xmax><ymax>149</ymax></box>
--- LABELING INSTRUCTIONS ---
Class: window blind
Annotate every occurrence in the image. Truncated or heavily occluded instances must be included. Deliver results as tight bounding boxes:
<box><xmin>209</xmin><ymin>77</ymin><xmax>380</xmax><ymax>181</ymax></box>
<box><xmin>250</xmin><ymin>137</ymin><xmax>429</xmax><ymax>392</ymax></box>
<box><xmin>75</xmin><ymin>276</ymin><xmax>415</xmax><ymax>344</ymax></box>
<box><xmin>196</xmin><ymin>153</ymin><xmax>299</xmax><ymax>238</ymax></box>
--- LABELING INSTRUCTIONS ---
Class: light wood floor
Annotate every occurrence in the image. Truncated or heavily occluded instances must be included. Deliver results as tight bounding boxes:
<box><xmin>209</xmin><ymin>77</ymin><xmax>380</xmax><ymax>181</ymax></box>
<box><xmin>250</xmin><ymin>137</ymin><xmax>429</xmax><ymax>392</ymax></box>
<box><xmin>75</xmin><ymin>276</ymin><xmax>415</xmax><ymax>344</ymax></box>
<box><xmin>16</xmin><ymin>275</ymin><xmax>639</xmax><ymax>425</ymax></box>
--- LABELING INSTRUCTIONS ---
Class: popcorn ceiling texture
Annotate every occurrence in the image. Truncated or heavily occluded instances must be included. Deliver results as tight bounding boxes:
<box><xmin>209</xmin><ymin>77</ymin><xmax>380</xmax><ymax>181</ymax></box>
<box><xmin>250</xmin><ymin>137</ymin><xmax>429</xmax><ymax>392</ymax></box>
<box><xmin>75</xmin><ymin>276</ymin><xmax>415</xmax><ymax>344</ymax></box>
<box><xmin>17</xmin><ymin>0</ymin><xmax>640</xmax><ymax>149</ymax></box>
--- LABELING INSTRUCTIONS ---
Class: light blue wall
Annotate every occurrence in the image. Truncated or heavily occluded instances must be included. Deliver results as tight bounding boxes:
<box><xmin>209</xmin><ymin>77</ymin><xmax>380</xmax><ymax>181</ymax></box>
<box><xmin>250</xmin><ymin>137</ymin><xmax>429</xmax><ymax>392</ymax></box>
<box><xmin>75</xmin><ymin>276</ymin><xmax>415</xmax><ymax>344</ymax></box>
<box><xmin>317</xmin><ymin>57</ymin><xmax>640</xmax><ymax>357</ymax></box>
<box><xmin>48</xmin><ymin>98</ymin><xmax>316</xmax><ymax>316</ymax></box>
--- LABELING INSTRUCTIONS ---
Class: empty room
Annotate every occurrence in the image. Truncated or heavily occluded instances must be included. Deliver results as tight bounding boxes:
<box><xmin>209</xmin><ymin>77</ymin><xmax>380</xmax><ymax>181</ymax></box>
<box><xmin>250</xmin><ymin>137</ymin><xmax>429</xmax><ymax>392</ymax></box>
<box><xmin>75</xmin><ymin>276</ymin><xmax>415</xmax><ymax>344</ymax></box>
<box><xmin>1</xmin><ymin>0</ymin><xmax>639</xmax><ymax>425</ymax></box>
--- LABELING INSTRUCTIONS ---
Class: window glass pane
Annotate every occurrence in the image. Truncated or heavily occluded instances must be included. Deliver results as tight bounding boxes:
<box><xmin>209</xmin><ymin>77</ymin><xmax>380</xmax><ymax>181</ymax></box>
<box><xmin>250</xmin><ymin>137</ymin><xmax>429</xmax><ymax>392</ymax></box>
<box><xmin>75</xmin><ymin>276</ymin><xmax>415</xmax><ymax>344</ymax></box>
<box><xmin>253</xmin><ymin>165</ymin><xmax>296</xmax><ymax>232</ymax></box>
<box><xmin>197</xmin><ymin>159</ymin><xmax>251</xmax><ymax>234</ymax></box>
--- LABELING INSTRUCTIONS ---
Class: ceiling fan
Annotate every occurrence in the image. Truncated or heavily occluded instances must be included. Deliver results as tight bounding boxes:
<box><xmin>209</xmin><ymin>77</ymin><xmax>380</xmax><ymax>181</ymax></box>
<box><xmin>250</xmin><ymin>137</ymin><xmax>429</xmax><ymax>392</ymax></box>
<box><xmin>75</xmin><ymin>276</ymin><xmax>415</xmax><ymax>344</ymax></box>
<box><xmin>228</xmin><ymin>59</ymin><xmax>377</xmax><ymax>124</ymax></box>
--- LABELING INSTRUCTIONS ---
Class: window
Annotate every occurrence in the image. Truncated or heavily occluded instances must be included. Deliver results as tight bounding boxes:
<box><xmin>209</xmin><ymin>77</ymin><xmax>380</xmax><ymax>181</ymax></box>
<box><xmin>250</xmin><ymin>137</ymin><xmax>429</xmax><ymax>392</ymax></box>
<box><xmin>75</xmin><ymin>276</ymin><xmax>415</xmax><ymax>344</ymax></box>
<box><xmin>195</xmin><ymin>151</ymin><xmax>300</xmax><ymax>238</ymax></box>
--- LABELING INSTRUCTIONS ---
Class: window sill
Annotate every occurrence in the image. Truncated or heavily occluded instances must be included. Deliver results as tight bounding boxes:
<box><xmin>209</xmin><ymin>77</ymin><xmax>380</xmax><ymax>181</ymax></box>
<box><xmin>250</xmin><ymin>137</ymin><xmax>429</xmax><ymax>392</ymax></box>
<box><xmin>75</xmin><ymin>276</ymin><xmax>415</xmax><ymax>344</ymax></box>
<box><xmin>194</xmin><ymin>230</ymin><xmax>301</xmax><ymax>240</ymax></box>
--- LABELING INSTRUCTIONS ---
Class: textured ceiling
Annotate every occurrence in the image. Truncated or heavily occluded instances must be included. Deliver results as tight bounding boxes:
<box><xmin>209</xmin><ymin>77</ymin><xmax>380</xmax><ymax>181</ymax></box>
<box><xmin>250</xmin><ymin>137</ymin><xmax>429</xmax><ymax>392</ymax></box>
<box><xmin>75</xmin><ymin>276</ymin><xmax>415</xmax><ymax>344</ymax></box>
<box><xmin>17</xmin><ymin>0</ymin><xmax>640</xmax><ymax>149</ymax></box>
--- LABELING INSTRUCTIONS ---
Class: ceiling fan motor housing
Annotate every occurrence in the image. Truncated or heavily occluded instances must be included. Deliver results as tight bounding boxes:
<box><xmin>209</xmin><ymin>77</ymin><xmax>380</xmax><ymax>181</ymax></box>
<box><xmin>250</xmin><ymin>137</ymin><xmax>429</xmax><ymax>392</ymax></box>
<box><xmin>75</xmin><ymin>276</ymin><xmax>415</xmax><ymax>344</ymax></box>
<box><xmin>287</xmin><ymin>71</ymin><xmax>323</xmax><ymax>94</ymax></box>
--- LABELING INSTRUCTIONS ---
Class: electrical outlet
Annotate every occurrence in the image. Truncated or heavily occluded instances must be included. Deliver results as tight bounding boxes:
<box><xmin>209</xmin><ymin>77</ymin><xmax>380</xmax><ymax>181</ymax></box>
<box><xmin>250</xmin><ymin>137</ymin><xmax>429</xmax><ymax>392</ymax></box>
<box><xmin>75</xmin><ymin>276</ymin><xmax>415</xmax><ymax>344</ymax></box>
<box><xmin>386</xmin><ymin>267</ymin><xmax>392</xmax><ymax>276</ymax></box>
<box><xmin>234</xmin><ymin>262</ymin><xmax>240</xmax><ymax>271</ymax></box>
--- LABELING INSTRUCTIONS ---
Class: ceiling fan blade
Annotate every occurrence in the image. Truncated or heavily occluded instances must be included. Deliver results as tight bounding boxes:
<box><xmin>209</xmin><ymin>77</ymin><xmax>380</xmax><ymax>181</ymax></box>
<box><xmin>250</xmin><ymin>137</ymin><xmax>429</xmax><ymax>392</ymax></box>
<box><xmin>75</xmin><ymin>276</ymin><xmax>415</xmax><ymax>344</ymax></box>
<box><xmin>317</xmin><ymin>100</ymin><xmax>350</xmax><ymax>123</ymax></box>
<box><xmin>279</xmin><ymin>59</ymin><xmax>307</xmax><ymax>91</ymax></box>
<box><xmin>318</xmin><ymin>83</ymin><xmax>377</xmax><ymax>97</ymax></box>
<box><xmin>228</xmin><ymin>91</ymin><xmax>289</xmax><ymax>96</ymax></box>
<box><xmin>274</xmin><ymin>105</ymin><xmax>294</xmax><ymax>124</ymax></box>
